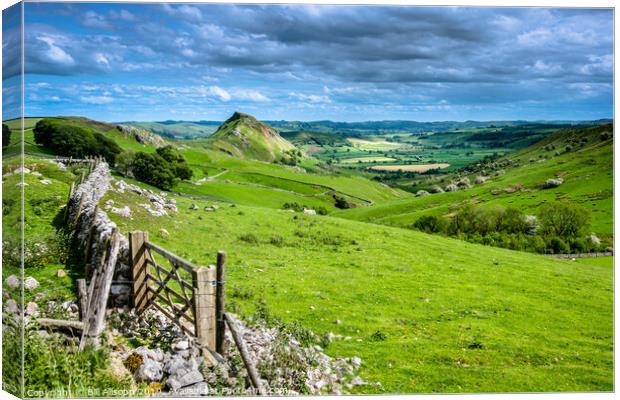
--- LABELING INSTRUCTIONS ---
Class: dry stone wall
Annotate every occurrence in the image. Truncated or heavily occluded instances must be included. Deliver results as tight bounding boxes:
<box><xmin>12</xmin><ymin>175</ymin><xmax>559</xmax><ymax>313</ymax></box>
<box><xmin>67</xmin><ymin>162</ymin><xmax>132</xmax><ymax>306</ymax></box>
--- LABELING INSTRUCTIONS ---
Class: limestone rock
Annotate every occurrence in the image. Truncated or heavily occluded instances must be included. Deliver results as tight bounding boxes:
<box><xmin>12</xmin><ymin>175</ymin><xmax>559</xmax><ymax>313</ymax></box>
<box><xmin>24</xmin><ymin>277</ymin><xmax>39</xmax><ymax>290</ymax></box>
<box><xmin>5</xmin><ymin>275</ymin><xmax>19</xmax><ymax>289</ymax></box>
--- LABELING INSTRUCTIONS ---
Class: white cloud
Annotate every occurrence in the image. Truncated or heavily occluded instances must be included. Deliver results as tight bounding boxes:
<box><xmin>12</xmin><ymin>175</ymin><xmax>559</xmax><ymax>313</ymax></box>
<box><xmin>37</xmin><ymin>36</ymin><xmax>75</xmax><ymax>65</ymax></box>
<box><xmin>94</xmin><ymin>53</ymin><xmax>110</xmax><ymax>66</ymax></box>
<box><xmin>80</xmin><ymin>95</ymin><xmax>114</xmax><ymax>104</ymax></box>
<box><xmin>82</xmin><ymin>11</ymin><xmax>112</xmax><ymax>29</ymax></box>
<box><xmin>232</xmin><ymin>89</ymin><xmax>269</xmax><ymax>102</ymax></box>
<box><xmin>288</xmin><ymin>92</ymin><xmax>332</xmax><ymax>103</ymax></box>
<box><xmin>203</xmin><ymin>86</ymin><xmax>231</xmax><ymax>101</ymax></box>
<box><xmin>162</xmin><ymin>4</ymin><xmax>203</xmax><ymax>22</ymax></box>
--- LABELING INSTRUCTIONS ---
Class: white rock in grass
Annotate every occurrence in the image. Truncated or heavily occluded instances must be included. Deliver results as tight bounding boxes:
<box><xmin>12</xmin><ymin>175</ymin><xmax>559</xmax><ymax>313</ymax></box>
<box><xmin>111</xmin><ymin>206</ymin><xmax>132</xmax><ymax>218</ymax></box>
<box><xmin>350</xmin><ymin>376</ymin><xmax>367</xmax><ymax>386</ymax></box>
<box><xmin>40</xmin><ymin>179</ymin><xmax>52</xmax><ymax>185</ymax></box>
<box><xmin>542</xmin><ymin>178</ymin><xmax>564</xmax><ymax>189</ymax></box>
<box><xmin>158</xmin><ymin>228</ymin><xmax>170</xmax><ymax>239</ymax></box>
<box><xmin>4</xmin><ymin>299</ymin><xmax>18</xmax><ymax>314</ymax></box>
<box><xmin>5</xmin><ymin>275</ymin><xmax>20</xmax><ymax>289</ymax></box>
<box><xmin>15</xmin><ymin>167</ymin><xmax>31</xmax><ymax>174</ymax></box>
<box><xmin>303</xmin><ymin>208</ymin><xmax>317</xmax><ymax>215</ymax></box>
<box><xmin>24</xmin><ymin>276</ymin><xmax>39</xmax><ymax>290</ymax></box>
<box><xmin>25</xmin><ymin>302</ymin><xmax>39</xmax><ymax>316</ymax></box>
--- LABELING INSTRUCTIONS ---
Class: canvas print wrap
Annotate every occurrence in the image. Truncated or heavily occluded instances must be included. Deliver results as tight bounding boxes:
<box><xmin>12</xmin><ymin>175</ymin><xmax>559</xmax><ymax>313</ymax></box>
<box><xmin>1</xmin><ymin>2</ymin><xmax>614</xmax><ymax>398</ymax></box>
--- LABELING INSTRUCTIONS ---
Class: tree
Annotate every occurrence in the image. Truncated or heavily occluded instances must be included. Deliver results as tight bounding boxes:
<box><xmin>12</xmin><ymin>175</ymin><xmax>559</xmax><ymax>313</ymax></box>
<box><xmin>115</xmin><ymin>151</ymin><xmax>136</xmax><ymax>177</ymax></box>
<box><xmin>130</xmin><ymin>152</ymin><xmax>176</xmax><ymax>190</ymax></box>
<box><xmin>538</xmin><ymin>202</ymin><xmax>590</xmax><ymax>239</ymax></box>
<box><xmin>2</xmin><ymin>124</ymin><xmax>10</xmax><ymax>147</ymax></box>
<box><xmin>155</xmin><ymin>145</ymin><xmax>193</xmax><ymax>181</ymax></box>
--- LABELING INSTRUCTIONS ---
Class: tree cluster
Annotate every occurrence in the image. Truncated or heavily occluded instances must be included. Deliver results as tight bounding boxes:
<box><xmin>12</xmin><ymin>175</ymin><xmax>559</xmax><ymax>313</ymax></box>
<box><xmin>33</xmin><ymin>119</ymin><xmax>121</xmax><ymax>163</ymax></box>
<box><xmin>413</xmin><ymin>202</ymin><xmax>601</xmax><ymax>254</ymax></box>
<box><xmin>116</xmin><ymin>146</ymin><xmax>193</xmax><ymax>190</ymax></box>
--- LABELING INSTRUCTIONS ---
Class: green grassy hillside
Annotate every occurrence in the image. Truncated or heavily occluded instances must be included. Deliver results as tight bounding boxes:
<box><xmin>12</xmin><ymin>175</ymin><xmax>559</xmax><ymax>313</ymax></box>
<box><xmin>103</xmin><ymin>177</ymin><xmax>613</xmax><ymax>393</ymax></box>
<box><xmin>207</xmin><ymin>112</ymin><xmax>296</xmax><ymax>162</ymax></box>
<box><xmin>338</xmin><ymin>124</ymin><xmax>613</xmax><ymax>239</ymax></box>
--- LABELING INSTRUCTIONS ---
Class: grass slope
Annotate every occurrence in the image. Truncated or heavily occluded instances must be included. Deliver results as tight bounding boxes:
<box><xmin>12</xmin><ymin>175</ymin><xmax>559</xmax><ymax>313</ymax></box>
<box><xmin>103</xmin><ymin>178</ymin><xmax>612</xmax><ymax>394</ymax></box>
<box><xmin>207</xmin><ymin>112</ymin><xmax>295</xmax><ymax>162</ymax></box>
<box><xmin>338</xmin><ymin>124</ymin><xmax>613</xmax><ymax>239</ymax></box>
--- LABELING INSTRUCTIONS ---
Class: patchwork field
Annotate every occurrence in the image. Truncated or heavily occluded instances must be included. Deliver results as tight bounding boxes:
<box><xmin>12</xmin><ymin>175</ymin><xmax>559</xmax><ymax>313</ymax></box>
<box><xmin>370</xmin><ymin>163</ymin><xmax>450</xmax><ymax>172</ymax></box>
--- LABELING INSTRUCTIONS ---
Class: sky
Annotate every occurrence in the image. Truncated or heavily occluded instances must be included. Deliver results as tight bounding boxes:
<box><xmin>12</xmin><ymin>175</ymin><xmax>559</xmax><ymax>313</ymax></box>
<box><xmin>2</xmin><ymin>3</ymin><xmax>614</xmax><ymax>122</ymax></box>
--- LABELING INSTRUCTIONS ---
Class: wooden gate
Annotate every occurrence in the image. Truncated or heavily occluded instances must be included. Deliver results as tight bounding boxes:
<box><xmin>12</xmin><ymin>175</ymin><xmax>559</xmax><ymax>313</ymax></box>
<box><xmin>129</xmin><ymin>231</ymin><xmax>225</xmax><ymax>356</ymax></box>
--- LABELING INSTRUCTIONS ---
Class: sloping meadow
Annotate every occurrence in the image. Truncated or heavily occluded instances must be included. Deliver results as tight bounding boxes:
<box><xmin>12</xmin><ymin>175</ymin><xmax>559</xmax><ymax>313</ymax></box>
<box><xmin>102</xmin><ymin>176</ymin><xmax>613</xmax><ymax>393</ymax></box>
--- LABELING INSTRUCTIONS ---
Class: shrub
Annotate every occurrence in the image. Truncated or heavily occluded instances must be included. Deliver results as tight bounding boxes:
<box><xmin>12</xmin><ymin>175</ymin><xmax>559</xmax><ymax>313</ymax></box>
<box><xmin>474</xmin><ymin>175</ymin><xmax>488</xmax><ymax>184</ymax></box>
<box><xmin>445</xmin><ymin>183</ymin><xmax>458</xmax><ymax>192</ymax></box>
<box><xmin>239</xmin><ymin>233</ymin><xmax>259</xmax><ymax>244</ymax></box>
<box><xmin>269</xmin><ymin>235</ymin><xmax>285</xmax><ymax>246</ymax></box>
<box><xmin>370</xmin><ymin>330</ymin><xmax>388</xmax><ymax>341</ymax></box>
<box><xmin>315</xmin><ymin>206</ymin><xmax>328</xmax><ymax>215</ymax></box>
<box><xmin>413</xmin><ymin>215</ymin><xmax>446</xmax><ymax>233</ymax></box>
<box><xmin>283</xmin><ymin>202</ymin><xmax>304</xmax><ymax>212</ymax></box>
<box><xmin>333</xmin><ymin>195</ymin><xmax>354</xmax><ymax>209</ymax></box>
<box><xmin>428</xmin><ymin>185</ymin><xmax>444</xmax><ymax>194</ymax></box>
<box><xmin>547</xmin><ymin>237</ymin><xmax>570</xmax><ymax>254</ymax></box>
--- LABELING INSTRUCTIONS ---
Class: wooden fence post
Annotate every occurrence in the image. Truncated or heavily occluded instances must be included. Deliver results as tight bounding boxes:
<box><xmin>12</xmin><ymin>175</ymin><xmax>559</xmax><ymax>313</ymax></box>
<box><xmin>193</xmin><ymin>266</ymin><xmax>216</xmax><ymax>352</ymax></box>
<box><xmin>64</xmin><ymin>182</ymin><xmax>75</xmax><ymax>222</ymax></box>
<box><xmin>216</xmin><ymin>251</ymin><xmax>226</xmax><ymax>355</ymax></box>
<box><xmin>77</xmin><ymin>279</ymin><xmax>88</xmax><ymax>323</ymax></box>
<box><xmin>129</xmin><ymin>231</ymin><xmax>150</xmax><ymax>311</ymax></box>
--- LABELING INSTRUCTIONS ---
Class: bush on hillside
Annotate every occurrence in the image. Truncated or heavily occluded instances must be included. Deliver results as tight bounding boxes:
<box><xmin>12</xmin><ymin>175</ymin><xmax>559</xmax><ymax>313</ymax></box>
<box><xmin>333</xmin><ymin>195</ymin><xmax>355</xmax><ymax>209</ymax></box>
<box><xmin>33</xmin><ymin>119</ymin><xmax>121</xmax><ymax>164</ymax></box>
<box><xmin>2</xmin><ymin>124</ymin><xmax>10</xmax><ymax>147</ymax></box>
<box><xmin>444</xmin><ymin>183</ymin><xmax>458</xmax><ymax>192</ymax></box>
<box><xmin>413</xmin><ymin>215</ymin><xmax>447</xmax><ymax>233</ymax></box>
<box><xmin>474</xmin><ymin>175</ymin><xmax>488</xmax><ymax>184</ymax></box>
<box><xmin>428</xmin><ymin>185</ymin><xmax>444</xmax><ymax>193</ymax></box>
<box><xmin>538</xmin><ymin>202</ymin><xmax>589</xmax><ymax>239</ymax></box>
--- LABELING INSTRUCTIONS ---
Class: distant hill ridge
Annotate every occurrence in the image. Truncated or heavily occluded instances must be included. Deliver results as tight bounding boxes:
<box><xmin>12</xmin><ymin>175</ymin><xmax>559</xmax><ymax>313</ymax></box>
<box><xmin>208</xmin><ymin>111</ymin><xmax>296</xmax><ymax>162</ymax></box>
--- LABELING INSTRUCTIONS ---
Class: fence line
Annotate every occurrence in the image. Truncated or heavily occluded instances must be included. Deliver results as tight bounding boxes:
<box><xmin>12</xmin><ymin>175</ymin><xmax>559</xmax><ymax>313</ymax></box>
<box><xmin>548</xmin><ymin>251</ymin><xmax>613</xmax><ymax>259</ymax></box>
